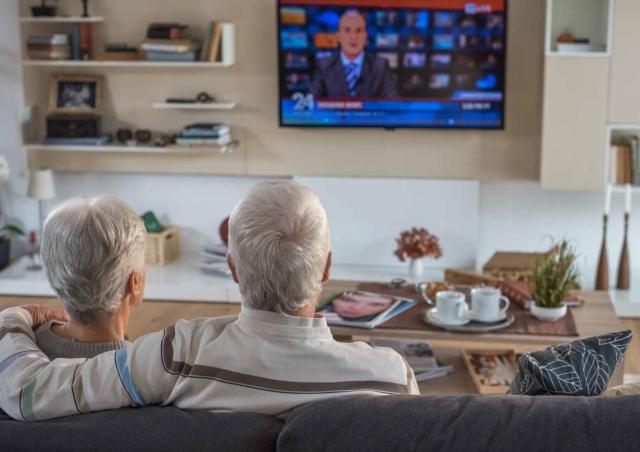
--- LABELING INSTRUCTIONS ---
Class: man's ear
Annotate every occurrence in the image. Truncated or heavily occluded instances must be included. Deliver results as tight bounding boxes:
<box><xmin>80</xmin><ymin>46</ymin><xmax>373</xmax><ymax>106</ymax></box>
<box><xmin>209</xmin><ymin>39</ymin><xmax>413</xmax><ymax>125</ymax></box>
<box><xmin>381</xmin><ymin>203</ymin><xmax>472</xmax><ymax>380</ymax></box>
<box><xmin>227</xmin><ymin>254</ymin><xmax>239</xmax><ymax>283</ymax></box>
<box><xmin>321</xmin><ymin>251</ymin><xmax>332</xmax><ymax>283</ymax></box>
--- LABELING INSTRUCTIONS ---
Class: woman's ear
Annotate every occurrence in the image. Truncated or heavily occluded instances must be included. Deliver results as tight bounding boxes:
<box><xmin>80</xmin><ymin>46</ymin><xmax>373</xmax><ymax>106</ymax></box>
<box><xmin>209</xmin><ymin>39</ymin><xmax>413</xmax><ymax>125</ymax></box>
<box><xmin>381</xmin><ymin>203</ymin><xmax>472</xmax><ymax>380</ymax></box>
<box><xmin>127</xmin><ymin>270</ymin><xmax>146</xmax><ymax>306</ymax></box>
<box><xmin>322</xmin><ymin>252</ymin><xmax>333</xmax><ymax>283</ymax></box>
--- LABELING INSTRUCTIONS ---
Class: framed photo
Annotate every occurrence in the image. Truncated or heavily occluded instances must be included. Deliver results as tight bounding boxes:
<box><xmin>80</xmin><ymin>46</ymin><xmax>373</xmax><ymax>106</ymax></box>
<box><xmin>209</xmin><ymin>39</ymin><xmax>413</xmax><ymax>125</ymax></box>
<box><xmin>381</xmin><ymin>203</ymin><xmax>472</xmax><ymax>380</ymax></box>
<box><xmin>48</xmin><ymin>74</ymin><xmax>103</xmax><ymax>115</ymax></box>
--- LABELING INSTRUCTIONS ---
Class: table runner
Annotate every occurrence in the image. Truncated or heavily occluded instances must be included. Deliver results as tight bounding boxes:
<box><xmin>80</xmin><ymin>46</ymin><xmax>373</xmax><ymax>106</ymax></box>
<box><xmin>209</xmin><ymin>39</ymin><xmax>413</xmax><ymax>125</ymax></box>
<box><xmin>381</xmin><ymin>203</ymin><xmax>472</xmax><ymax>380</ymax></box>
<box><xmin>356</xmin><ymin>283</ymin><xmax>579</xmax><ymax>337</ymax></box>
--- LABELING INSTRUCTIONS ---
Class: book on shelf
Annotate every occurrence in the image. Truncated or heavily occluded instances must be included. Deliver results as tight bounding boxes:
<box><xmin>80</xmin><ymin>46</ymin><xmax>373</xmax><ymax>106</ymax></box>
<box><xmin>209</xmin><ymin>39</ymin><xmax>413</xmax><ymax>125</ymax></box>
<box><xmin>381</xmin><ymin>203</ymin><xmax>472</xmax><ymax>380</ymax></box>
<box><xmin>26</xmin><ymin>34</ymin><xmax>70</xmax><ymax>60</ymax></box>
<box><xmin>175</xmin><ymin>135</ymin><xmax>232</xmax><ymax>146</ymax></box>
<box><xmin>317</xmin><ymin>290</ymin><xmax>417</xmax><ymax>329</ymax></box>
<box><xmin>147</xmin><ymin>23</ymin><xmax>188</xmax><ymax>40</ymax></box>
<box><xmin>201</xmin><ymin>22</ymin><xmax>233</xmax><ymax>62</ymax></box>
<box><xmin>70</xmin><ymin>25</ymin><xmax>81</xmax><ymax>60</ymax></box>
<box><xmin>27</xmin><ymin>34</ymin><xmax>69</xmax><ymax>45</ymax></box>
<box><xmin>145</xmin><ymin>50</ymin><xmax>198</xmax><ymax>62</ymax></box>
<box><xmin>500</xmin><ymin>280</ymin><xmax>583</xmax><ymax>310</ymax></box>
<box><xmin>370</xmin><ymin>338</ymin><xmax>454</xmax><ymax>382</ymax></box>
<box><xmin>79</xmin><ymin>23</ymin><xmax>93</xmax><ymax>59</ymax></box>
<box><xmin>610</xmin><ymin>137</ymin><xmax>640</xmax><ymax>186</ymax></box>
<box><xmin>141</xmin><ymin>39</ymin><xmax>197</xmax><ymax>53</ymax></box>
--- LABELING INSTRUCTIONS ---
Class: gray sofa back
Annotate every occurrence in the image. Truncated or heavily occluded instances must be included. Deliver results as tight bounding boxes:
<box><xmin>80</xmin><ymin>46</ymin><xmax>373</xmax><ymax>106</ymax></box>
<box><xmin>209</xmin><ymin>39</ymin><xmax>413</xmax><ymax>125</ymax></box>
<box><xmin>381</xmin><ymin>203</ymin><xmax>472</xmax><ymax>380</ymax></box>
<box><xmin>0</xmin><ymin>406</ymin><xmax>282</xmax><ymax>452</ymax></box>
<box><xmin>2</xmin><ymin>395</ymin><xmax>640</xmax><ymax>451</ymax></box>
<box><xmin>280</xmin><ymin>395</ymin><xmax>640</xmax><ymax>452</ymax></box>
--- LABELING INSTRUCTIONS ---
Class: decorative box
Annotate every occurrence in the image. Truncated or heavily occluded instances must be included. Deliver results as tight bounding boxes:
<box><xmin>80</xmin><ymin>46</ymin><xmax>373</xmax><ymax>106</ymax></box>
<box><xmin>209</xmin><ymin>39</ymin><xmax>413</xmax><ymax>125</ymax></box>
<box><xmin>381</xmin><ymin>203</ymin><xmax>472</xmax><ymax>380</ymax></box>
<box><xmin>46</xmin><ymin>115</ymin><xmax>101</xmax><ymax>139</ymax></box>
<box><xmin>146</xmin><ymin>225</ymin><xmax>180</xmax><ymax>265</ymax></box>
<box><xmin>461</xmin><ymin>349</ymin><xmax>520</xmax><ymax>395</ymax></box>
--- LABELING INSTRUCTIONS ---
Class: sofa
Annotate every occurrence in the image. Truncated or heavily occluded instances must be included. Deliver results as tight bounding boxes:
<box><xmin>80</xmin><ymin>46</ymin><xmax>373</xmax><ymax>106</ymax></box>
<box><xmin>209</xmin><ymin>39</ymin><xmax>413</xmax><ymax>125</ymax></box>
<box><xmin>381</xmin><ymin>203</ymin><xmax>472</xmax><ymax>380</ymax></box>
<box><xmin>2</xmin><ymin>394</ymin><xmax>639</xmax><ymax>452</ymax></box>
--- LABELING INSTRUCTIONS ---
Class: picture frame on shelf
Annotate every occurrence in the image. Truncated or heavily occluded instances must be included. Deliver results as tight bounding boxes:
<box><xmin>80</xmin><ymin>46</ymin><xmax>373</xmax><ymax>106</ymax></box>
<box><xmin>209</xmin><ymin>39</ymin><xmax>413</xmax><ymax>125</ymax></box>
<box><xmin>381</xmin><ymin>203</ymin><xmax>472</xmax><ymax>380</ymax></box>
<box><xmin>48</xmin><ymin>73</ymin><xmax>103</xmax><ymax>115</ymax></box>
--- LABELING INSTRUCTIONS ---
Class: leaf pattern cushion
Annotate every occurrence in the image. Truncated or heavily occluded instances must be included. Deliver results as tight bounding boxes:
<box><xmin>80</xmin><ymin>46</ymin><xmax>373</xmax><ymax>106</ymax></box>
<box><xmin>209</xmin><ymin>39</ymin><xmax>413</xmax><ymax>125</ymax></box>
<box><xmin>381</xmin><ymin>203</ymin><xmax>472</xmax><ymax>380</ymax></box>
<box><xmin>508</xmin><ymin>330</ymin><xmax>633</xmax><ymax>396</ymax></box>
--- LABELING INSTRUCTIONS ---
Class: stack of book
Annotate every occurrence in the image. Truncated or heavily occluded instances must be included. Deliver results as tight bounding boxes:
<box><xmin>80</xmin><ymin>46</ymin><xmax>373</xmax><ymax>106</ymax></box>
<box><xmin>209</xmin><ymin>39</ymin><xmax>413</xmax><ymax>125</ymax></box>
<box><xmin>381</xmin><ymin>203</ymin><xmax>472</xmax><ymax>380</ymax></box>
<box><xmin>370</xmin><ymin>339</ymin><xmax>454</xmax><ymax>382</ymax></box>
<box><xmin>141</xmin><ymin>23</ymin><xmax>199</xmax><ymax>62</ymax></box>
<box><xmin>611</xmin><ymin>137</ymin><xmax>640</xmax><ymax>185</ymax></box>
<box><xmin>176</xmin><ymin>123</ymin><xmax>231</xmax><ymax>147</ymax></box>
<box><xmin>26</xmin><ymin>34</ymin><xmax>70</xmax><ymax>60</ymax></box>
<box><xmin>200</xmin><ymin>243</ymin><xmax>231</xmax><ymax>276</ymax></box>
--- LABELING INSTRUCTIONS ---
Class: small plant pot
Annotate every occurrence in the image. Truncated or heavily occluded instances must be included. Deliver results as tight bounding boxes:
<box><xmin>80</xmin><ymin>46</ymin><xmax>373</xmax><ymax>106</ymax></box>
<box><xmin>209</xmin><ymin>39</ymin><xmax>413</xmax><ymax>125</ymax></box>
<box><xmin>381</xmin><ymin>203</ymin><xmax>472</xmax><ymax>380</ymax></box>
<box><xmin>0</xmin><ymin>240</ymin><xmax>10</xmax><ymax>271</ymax></box>
<box><xmin>530</xmin><ymin>303</ymin><xmax>567</xmax><ymax>322</ymax></box>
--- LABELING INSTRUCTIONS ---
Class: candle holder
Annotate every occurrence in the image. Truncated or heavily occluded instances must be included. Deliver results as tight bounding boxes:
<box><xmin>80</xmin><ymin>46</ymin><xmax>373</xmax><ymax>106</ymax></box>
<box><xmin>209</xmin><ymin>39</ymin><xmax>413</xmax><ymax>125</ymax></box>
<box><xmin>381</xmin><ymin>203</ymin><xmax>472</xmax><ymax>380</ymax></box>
<box><xmin>595</xmin><ymin>214</ymin><xmax>609</xmax><ymax>290</ymax></box>
<box><xmin>616</xmin><ymin>213</ymin><xmax>630</xmax><ymax>290</ymax></box>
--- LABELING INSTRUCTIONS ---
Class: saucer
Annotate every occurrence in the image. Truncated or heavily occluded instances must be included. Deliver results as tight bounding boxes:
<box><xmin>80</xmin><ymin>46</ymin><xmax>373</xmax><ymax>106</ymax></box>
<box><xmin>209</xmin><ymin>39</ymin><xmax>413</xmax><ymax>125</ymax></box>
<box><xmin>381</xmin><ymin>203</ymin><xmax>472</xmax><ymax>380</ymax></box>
<box><xmin>425</xmin><ymin>307</ymin><xmax>470</xmax><ymax>327</ymax></box>
<box><xmin>467</xmin><ymin>311</ymin><xmax>508</xmax><ymax>323</ymax></box>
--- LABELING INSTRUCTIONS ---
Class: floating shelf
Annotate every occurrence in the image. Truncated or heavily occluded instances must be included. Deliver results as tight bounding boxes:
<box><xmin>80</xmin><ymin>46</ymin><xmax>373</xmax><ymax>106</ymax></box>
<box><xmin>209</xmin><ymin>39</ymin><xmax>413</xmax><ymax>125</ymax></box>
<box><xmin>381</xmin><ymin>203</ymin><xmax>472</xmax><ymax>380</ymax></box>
<box><xmin>610</xmin><ymin>185</ymin><xmax>640</xmax><ymax>194</ymax></box>
<box><xmin>22</xmin><ymin>60</ymin><xmax>233</xmax><ymax>68</ymax></box>
<box><xmin>25</xmin><ymin>142</ymin><xmax>239</xmax><ymax>154</ymax></box>
<box><xmin>19</xmin><ymin>16</ymin><xmax>105</xmax><ymax>23</ymax></box>
<box><xmin>152</xmin><ymin>102</ymin><xmax>237</xmax><ymax>110</ymax></box>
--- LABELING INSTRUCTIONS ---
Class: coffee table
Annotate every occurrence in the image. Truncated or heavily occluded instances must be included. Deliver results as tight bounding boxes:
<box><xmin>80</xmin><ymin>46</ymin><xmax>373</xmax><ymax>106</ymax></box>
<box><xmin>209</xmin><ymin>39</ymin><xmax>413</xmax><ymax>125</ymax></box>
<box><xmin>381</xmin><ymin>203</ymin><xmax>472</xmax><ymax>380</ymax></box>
<box><xmin>323</xmin><ymin>281</ymin><xmax>624</xmax><ymax>394</ymax></box>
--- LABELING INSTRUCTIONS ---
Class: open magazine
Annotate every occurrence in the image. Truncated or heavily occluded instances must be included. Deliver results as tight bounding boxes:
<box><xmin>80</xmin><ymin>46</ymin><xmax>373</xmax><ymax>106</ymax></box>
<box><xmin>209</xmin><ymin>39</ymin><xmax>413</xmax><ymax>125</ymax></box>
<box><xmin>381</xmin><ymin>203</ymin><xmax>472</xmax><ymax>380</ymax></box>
<box><xmin>370</xmin><ymin>338</ymin><xmax>454</xmax><ymax>382</ymax></box>
<box><xmin>317</xmin><ymin>290</ymin><xmax>416</xmax><ymax>329</ymax></box>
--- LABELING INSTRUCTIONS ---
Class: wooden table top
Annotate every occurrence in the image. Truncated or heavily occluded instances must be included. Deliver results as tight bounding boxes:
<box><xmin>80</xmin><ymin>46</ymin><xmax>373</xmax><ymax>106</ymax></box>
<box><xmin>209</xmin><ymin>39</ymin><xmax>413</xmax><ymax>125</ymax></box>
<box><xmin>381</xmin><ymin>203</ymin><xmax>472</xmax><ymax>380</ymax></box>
<box><xmin>323</xmin><ymin>281</ymin><xmax>623</xmax><ymax>353</ymax></box>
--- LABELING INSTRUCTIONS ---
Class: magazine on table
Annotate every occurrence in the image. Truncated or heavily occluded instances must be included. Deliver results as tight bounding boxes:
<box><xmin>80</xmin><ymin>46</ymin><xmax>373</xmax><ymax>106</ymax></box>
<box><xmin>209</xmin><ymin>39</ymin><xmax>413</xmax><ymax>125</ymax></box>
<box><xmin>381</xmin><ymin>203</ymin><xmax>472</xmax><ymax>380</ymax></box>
<box><xmin>317</xmin><ymin>290</ymin><xmax>416</xmax><ymax>329</ymax></box>
<box><xmin>370</xmin><ymin>338</ymin><xmax>454</xmax><ymax>382</ymax></box>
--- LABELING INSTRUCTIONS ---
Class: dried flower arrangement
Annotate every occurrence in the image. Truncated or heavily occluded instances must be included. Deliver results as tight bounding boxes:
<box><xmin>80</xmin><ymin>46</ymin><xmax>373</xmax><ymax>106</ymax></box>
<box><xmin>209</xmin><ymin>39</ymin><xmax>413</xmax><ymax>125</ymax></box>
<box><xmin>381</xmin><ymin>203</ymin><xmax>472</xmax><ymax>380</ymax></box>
<box><xmin>394</xmin><ymin>227</ymin><xmax>442</xmax><ymax>262</ymax></box>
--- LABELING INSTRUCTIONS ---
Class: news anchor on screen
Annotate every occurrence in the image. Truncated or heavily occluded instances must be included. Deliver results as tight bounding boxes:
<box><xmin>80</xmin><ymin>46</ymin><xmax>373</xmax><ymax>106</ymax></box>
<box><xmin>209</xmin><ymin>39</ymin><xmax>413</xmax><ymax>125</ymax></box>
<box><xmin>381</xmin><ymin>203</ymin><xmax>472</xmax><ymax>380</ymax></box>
<box><xmin>311</xmin><ymin>9</ymin><xmax>398</xmax><ymax>98</ymax></box>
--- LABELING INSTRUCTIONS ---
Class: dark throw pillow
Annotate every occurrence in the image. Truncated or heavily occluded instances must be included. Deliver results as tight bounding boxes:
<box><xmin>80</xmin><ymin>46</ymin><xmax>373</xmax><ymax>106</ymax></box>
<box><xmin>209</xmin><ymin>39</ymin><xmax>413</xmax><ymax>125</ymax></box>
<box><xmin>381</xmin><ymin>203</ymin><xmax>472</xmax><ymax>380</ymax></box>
<box><xmin>508</xmin><ymin>330</ymin><xmax>633</xmax><ymax>396</ymax></box>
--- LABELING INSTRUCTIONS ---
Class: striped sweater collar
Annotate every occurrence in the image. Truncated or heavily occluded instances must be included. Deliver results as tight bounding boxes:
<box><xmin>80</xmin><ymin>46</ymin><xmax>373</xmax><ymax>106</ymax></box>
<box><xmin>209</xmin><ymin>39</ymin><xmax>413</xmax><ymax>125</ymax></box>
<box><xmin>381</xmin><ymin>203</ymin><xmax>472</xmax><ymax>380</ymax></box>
<box><xmin>237</xmin><ymin>306</ymin><xmax>332</xmax><ymax>339</ymax></box>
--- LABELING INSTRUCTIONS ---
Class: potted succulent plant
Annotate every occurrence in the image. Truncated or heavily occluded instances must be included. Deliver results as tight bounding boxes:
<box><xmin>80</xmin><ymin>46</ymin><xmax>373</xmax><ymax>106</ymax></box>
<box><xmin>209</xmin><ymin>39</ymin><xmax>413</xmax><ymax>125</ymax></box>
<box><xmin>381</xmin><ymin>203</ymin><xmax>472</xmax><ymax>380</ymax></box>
<box><xmin>529</xmin><ymin>240</ymin><xmax>580</xmax><ymax>322</ymax></box>
<box><xmin>394</xmin><ymin>227</ymin><xmax>442</xmax><ymax>280</ymax></box>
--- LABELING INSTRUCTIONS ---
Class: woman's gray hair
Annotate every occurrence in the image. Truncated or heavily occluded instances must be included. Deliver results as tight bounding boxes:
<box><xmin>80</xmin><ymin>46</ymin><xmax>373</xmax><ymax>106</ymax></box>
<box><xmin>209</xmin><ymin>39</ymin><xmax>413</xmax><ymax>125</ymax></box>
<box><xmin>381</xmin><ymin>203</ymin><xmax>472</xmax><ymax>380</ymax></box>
<box><xmin>41</xmin><ymin>195</ymin><xmax>146</xmax><ymax>323</ymax></box>
<box><xmin>229</xmin><ymin>180</ymin><xmax>330</xmax><ymax>313</ymax></box>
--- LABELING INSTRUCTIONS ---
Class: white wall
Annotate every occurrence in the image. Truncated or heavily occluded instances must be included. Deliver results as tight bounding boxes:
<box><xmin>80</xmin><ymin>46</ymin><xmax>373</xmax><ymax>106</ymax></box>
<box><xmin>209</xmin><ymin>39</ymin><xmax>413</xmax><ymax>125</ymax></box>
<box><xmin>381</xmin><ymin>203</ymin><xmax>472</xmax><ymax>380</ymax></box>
<box><xmin>479</xmin><ymin>181</ymin><xmax>635</xmax><ymax>288</ymax></box>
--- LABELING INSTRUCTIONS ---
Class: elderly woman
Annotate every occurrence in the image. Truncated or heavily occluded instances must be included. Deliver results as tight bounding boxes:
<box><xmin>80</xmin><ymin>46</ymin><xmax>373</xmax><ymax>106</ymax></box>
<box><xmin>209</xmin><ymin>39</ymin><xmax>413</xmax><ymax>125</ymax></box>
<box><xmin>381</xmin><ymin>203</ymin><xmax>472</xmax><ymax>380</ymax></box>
<box><xmin>35</xmin><ymin>195</ymin><xmax>147</xmax><ymax>359</ymax></box>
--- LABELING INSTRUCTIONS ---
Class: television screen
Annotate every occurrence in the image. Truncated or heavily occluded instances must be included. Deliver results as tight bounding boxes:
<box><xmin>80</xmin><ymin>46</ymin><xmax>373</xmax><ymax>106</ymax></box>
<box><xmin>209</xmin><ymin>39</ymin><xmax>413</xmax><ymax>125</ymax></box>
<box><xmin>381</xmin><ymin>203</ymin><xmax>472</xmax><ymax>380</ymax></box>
<box><xmin>277</xmin><ymin>0</ymin><xmax>507</xmax><ymax>129</ymax></box>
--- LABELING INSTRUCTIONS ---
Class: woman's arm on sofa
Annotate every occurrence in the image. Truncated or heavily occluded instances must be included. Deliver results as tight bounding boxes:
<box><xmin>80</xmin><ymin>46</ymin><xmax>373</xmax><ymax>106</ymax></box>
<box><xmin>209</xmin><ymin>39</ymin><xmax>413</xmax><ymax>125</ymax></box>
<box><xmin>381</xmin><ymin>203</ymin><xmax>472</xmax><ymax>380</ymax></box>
<box><xmin>0</xmin><ymin>307</ymin><xmax>178</xmax><ymax>420</ymax></box>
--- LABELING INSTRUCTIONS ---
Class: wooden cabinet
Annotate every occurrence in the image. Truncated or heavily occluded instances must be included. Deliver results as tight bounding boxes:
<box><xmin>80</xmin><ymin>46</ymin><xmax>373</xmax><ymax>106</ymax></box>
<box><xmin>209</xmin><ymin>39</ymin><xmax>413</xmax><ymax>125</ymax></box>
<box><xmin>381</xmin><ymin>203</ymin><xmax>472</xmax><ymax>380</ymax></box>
<box><xmin>540</xmin><ymin>57</ymin><xmax>609</xmax><ymax>190</ymax></box>
<box><xmin>609</xmin><ymin>0</ymin><xmax>640</xmax><ymax>124</ymax></box>
<box><xmin>540</xmin><ymin>0</ymin><xmax>613</xmax><ymax>190</ymax></box>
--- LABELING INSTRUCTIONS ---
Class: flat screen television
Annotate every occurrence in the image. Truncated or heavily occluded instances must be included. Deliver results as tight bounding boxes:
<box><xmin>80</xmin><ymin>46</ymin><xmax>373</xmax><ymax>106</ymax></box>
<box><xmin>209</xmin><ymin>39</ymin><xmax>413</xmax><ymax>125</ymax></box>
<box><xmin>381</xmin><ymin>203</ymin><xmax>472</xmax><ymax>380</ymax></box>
<box><xmin>277</xmin><ymin>0</ymin><xmax>507</xmax><ymax>129</ymax></box>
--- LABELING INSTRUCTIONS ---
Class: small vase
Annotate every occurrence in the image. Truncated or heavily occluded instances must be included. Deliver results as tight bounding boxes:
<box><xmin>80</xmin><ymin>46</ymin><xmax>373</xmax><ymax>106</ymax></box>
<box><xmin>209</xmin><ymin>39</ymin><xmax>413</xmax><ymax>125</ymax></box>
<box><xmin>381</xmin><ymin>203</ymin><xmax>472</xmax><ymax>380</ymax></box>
<box><xmin>409</xmin><ymin>258</ymin><xmax>424</xmax><ymax>280</ymax></box>
<box><xmin>530</xmin><ymin>303</ymin><xmax>567</xmax><ymax>322</ymax></box>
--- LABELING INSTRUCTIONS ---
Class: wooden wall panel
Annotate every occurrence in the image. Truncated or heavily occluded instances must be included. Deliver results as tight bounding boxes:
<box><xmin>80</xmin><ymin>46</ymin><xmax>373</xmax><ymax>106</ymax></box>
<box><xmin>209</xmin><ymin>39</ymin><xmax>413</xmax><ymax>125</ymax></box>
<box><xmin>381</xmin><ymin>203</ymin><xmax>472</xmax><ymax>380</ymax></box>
<box><xmin>21</xmin><ymin>0</ymin><xmax>545</xmax><ymax>181</ymax></box>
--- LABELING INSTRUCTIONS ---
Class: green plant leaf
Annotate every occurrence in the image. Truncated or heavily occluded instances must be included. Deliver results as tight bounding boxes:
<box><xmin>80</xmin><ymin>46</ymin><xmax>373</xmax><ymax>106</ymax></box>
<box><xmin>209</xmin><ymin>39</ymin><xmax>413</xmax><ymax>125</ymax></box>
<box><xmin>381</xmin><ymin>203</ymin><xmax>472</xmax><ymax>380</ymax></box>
<box><xmin>0</xmin><ymin>224</ymin><xmax>25</xmax><ymax>238</ymax></box>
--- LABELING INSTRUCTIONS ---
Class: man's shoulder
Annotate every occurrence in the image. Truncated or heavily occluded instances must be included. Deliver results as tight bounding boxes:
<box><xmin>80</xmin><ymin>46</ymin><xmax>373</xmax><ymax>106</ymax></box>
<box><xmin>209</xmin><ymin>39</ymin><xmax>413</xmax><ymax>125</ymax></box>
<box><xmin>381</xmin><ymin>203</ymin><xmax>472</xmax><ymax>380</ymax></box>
<box><xmin>172</xmin><ymin>315</ymin><xmax>238</xmax><ymax>341</ymax></box>
<box><xmin>365</xmin><ymin>53</ymin><xmax>389</xmax><ymax>71</ymax></box>
<box><xmin>335</xmin><ymin>340</ymin><xmax>407</xmax><ymax>371</ymax></box>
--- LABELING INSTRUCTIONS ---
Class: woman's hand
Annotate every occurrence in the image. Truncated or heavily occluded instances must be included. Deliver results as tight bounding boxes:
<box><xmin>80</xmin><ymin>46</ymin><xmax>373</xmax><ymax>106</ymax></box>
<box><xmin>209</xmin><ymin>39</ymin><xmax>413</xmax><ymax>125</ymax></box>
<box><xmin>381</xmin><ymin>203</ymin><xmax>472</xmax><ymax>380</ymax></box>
<box><xmin>19</xmin><ymin>305</ymin><xmax>69</xmax><ymax>329</ymax></box>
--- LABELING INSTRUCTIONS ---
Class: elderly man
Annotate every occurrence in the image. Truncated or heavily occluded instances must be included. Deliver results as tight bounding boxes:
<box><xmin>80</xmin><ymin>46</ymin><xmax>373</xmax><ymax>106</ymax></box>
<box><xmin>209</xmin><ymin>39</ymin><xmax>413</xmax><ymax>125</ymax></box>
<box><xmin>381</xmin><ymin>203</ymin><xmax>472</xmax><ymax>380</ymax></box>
<box><xmin>0</xmin><ymin>181</ymin><xmax>418</xmax><ymax>421</ymax></box>
<box><xmin>311</xmin><ymin>9</ymin><xmax>398</xmax><ymax>98</ymax></box>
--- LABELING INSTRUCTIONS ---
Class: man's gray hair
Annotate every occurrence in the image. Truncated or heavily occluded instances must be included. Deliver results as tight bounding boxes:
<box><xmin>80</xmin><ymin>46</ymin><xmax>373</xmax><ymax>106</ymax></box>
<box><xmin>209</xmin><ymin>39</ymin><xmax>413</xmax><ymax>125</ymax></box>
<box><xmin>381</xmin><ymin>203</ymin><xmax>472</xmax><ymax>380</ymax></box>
<box><xmin>229</xmin><ymin>180</ymin><xmax>330</xmax><ymax>313</ymax></box>
<box><xmin>41</xmin><ymin>195</ymin><xmax>146</xmax><ymax>323</ymax></box>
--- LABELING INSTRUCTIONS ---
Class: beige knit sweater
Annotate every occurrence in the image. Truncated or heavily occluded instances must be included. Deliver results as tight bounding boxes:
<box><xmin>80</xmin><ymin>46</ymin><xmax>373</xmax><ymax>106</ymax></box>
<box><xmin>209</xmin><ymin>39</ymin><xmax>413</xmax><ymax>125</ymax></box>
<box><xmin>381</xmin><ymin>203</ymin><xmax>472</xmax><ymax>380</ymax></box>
<box><xmin>0</xmin><ymin>306</ymin><xmax>418</xmax><ymax>421</ymax></box>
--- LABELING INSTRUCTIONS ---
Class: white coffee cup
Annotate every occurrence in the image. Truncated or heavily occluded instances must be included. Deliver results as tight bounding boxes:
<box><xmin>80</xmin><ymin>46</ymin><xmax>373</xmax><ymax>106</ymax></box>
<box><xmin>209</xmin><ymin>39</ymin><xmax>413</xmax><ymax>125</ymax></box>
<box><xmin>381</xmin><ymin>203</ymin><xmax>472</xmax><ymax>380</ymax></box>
<box><xmin>436</xmin><ymin>291</ymin><xmax>469</xmax><ymax>324</ymax></box>
<box><xmin>470</xmin><ymin>287</ymin><xmax>510</xmax><ymax>322</ymax></box>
